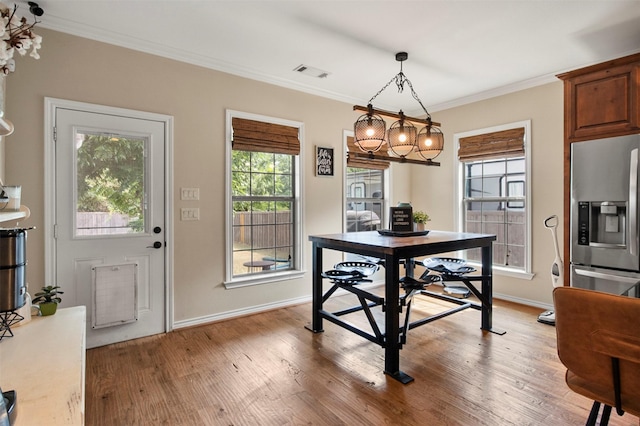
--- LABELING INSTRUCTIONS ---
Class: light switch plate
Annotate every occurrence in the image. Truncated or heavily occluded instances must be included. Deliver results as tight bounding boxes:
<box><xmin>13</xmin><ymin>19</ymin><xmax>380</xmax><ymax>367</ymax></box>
<box><xmin>181</xmin><ymin>207</ymin><xmax>199</xmax><ymax>221</ymax></box>
<box><xmin>181</xmin><ymin>188</ymin><xmax>200</xmax><ymax>201</ymax></box>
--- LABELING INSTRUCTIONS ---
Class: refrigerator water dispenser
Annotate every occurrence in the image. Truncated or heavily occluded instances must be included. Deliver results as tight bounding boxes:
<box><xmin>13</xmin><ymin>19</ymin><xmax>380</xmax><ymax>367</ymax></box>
<box><xmin>577</xmin><ymin>201</ymin><xmax>626</xmax><ymax>247</ymax></box>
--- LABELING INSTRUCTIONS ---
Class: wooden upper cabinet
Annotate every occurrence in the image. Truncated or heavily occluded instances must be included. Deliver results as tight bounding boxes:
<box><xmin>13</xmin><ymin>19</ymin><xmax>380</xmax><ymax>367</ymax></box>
<box><xmin>558</xmin><ymin>53</ymin><xmax>640</xmax><ymax>142</ymax></box>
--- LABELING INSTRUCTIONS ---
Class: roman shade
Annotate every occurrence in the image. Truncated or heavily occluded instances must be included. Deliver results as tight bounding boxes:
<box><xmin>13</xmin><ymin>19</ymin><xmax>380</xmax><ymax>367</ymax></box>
<box><xmin>232</xmin><ymin>117</ymin><xmax>300</xmax><ymax>155</ymax></box>
<box><xmin>346</xmin><ymin>136</ymin><xmax>390</xmax><ymax>170</ymax></box>
<box><xmin>458</xmin><ymin>127</ymin><xmax>525</xmax><ymax>162</ymax></box>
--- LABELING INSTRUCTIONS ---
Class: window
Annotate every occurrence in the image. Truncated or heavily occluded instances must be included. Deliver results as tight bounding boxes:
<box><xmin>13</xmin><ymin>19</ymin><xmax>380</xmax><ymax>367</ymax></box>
<box><xmin>225</xmin><ymin>111</ymin><xmax>303</xmax><ymax>287</ymax></box>
<box><xmin>75</xmin><ymin>131</ymin><xmax>146</xmax><ymax>236</ymax></box>
<box><xmin>346</xmin><ymin>168</ymin><xmax>385</xmax><ymax>232</ymax></box>
<box><xmin>455</xmin><ymin>120</ymin><xmax>532</xmax><ymax>276</ymax></box>
<box><xmin>345</xmin><ymin>134</ymin><xmax>387</xmax><ymax>233</ymax></box>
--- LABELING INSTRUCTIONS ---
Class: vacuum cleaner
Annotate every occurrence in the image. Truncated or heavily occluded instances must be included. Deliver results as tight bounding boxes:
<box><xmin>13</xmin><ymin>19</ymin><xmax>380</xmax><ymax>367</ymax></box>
<box><xmin>538</xmin><ymin>215</ymin><xmax>563</xmax><ymax>325</ymax></box>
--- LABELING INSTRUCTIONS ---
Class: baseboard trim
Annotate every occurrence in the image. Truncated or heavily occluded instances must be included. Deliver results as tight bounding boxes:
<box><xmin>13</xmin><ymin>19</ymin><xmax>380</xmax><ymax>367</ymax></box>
<box><xmin>493</xmin><ymin>292</ymin><xmax>553</xmax><ymax>311</ymax></box>
<box><xmin>172</xmin><ymin>285</ymin><xmax>553</xmax><ymax>330</ymax></box>
<box><xmin>173</xmin><ymin>294</ymin><xmax>312</xmax><ymax>330</ymax></box>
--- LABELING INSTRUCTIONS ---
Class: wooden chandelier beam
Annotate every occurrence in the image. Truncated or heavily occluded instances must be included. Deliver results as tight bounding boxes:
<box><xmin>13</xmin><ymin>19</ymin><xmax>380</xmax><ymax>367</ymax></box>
<box><xmin>353</xmin><ymin>105</ymin><xmax>441</xmax><ymax>127</ymax></box>
<box><xmin>349</xmin><ymin>151</ymin><xmax>440</xmax><ymax>167</ymax></box>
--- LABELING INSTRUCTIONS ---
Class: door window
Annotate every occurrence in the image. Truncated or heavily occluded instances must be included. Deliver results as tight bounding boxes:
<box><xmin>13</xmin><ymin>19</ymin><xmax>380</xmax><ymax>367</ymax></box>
<box><xmin>75</xmin><ymin>131</ymin><xmax>147</xmax><ymax>237</ymax></box>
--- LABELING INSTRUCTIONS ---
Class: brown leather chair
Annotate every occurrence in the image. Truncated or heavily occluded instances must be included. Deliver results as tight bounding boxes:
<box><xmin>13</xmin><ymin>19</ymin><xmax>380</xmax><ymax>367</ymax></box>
<box><xmin>554</xmin><ymin>287</ymin><xmax>640</xmax><ymax>426</ymax></box>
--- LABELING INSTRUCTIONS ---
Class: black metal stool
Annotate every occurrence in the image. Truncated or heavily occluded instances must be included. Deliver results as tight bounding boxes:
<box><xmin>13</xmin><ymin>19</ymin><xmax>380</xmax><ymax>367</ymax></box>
<box><xmin>421</xmin><ymin>257</ymin><xmax>475</xmax><ymax>298</ymax></box>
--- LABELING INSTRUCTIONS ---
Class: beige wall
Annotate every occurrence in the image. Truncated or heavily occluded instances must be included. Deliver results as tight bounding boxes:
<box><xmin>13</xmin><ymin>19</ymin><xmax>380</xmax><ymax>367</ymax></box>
<box><xmin>4</xmin><ymin>28</ymin><xmax>564</xmax><ymax>328</ymax></box>
<box><xmin>5</xmin><ymin>29</ymin><xmax>354</xmax><ymax>324</ymax></box>
<box><xmin>411</xmin><ymin>82</ymin><xmax>565</xmax><ymax>306</ymax></box>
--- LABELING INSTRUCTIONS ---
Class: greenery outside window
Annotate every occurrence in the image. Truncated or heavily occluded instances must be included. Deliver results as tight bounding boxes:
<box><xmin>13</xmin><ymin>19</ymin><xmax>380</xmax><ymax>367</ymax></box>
<box><xmin>455</xmin><ymin>120</ymin><xmax>532</xmax><ymax>276</ymax></box>
<box><xmin>225</xmin><ymin>111</ymin><xmax>303</xmax><ymax>288</ymax></box>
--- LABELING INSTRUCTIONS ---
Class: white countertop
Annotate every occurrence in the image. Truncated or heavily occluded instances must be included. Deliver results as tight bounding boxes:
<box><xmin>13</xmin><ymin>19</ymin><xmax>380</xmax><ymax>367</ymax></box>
<box><xmin>0</xmin><ymin>306</ymin><xmax>86</xmax><ymax>425</ymax></box>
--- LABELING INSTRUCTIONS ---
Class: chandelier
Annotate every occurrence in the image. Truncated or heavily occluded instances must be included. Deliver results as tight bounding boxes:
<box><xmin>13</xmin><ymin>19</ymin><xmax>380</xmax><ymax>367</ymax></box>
<box><xmin>352</xmin><ymin>52</ymin><xmax>444</xmax><ymax>166</ymax></box>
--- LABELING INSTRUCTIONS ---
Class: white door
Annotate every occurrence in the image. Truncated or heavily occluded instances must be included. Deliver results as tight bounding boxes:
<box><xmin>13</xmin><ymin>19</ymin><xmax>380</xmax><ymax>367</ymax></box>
<box><xmin>54</xmin><ymin>107</ymin><xmax>166</xmax><ymax>348</ymax></box>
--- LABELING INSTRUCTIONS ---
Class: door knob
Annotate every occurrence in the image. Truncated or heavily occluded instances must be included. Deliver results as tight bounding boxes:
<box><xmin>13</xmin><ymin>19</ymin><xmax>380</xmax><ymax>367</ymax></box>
<box><xmin>147</xmin><ymin>241</ymin><xmax>162</xmax><ymax>249</ymax></box>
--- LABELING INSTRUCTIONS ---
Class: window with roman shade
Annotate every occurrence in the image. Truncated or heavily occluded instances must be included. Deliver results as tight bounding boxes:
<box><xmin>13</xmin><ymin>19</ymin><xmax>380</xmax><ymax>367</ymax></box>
<box><xmin>458</xmin><ymin>127</ymin><xmax>525</xmax><ymax>162</ymax></box>
<box><xmin>225</xmin><ymin>112</ymin><xmax>303</xmax><ymax>288</ymax></box>
<box><xmin>231</xmin><ymin>117</ymin><xmax>300</xmax><ymax>155</ymax></box>
<box><xmin>455</xmin><ymin>121</ymin><xmax>532</xmax><ymax>276</ymax></box>
<box><xmin>346</xmin><ymin>136</ymin><xmax>390</xmax><ymax>170</ymax></box>
<box><xmin>344</xmin><ymin>135</ymin><xmax>386</xmax><ymax>233</ymax></box>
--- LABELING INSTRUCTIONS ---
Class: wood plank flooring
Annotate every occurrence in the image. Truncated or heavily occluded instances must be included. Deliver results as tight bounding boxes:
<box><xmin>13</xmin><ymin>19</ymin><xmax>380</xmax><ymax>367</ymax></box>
<box><xmin>86</xmin><ymin>286</ymin><xmax>639</xmax><ymax>425</ymax></box>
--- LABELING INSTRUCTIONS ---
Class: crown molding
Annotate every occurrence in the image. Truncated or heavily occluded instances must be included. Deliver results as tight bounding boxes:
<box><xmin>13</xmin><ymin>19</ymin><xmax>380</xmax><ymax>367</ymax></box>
<box><xmin>39</xmin><ymin>16</ymin><xmax>363</xmax><ymax>106</ymax></box>
<box><xmin>38</xmin><ymin>18</ymin><xmax>640</xmax><ymax>116</ymax></box>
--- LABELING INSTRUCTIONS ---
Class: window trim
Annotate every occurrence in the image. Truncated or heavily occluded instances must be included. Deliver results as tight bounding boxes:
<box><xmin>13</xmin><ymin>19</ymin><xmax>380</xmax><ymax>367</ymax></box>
<box><xmin>224</xmin><ymin>110</ymin><xmax>305</xmax><ymax>288</ymax></box>
<box><xmin>454</xmin><ymin>120</ymin><xmax>533</xmax><ymax>278</ymax></box>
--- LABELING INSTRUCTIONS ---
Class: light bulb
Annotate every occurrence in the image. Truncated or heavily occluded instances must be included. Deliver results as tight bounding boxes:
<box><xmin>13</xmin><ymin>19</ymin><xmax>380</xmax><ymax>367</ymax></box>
<box><xmin>398</xmin><ymin>133</ymin><xmax>407</xmax><ymax>143</ymax></box>
<box><xmin>366</xmin><ymin>128</ymin><xmax>374</xmax><ymax>137</ymax></box>
<box><xmin>426</xmin><ymin>138</ymin><xmax>432</xmax><ymax>147</ymax></box>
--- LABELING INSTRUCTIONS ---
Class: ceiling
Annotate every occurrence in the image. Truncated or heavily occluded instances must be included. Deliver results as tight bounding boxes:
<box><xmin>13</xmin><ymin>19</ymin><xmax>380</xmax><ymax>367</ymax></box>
<box><xmin>24</xmin><ymin>0</ymin><xmax>640</xmax><ymax>115</ymax></box>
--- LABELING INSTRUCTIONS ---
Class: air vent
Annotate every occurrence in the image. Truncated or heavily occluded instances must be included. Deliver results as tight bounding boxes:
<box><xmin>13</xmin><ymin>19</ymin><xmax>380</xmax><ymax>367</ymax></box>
<box><xmin>293</xmin><ymin>64</ymin><xmax>330</xmax><ymax>79</ymax></box>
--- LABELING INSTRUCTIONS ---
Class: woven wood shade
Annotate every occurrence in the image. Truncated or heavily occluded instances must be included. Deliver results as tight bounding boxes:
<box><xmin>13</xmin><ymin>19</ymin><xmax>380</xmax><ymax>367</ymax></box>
<box><xmin>458</xmin><ymin>127</ymin><xmax>525</xmax><ymax>162</ymax></box>
<box><xmin>346</xmin><ymin>136</ymin><xmax>390</xmax><ymax>170</ymax></box>
<box><xmin>232</xmin><ymin>117</ymin><xmax>300</xmax><ymax>155</ymax></box>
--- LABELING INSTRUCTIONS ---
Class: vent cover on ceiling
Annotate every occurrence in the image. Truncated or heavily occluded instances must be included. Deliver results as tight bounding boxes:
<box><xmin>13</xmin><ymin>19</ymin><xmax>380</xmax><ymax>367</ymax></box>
<box><xmin>293</xmin><ymin>64</ymin><xmax>330</xmax><ymax>79</ymax></box>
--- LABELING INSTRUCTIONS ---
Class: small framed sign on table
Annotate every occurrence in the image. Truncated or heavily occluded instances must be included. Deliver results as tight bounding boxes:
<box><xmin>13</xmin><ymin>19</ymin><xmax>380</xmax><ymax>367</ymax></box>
<box><xmin>390</xmin><ymin>206</ymin><xmax>413</xmax><ymax>232</ymax></box>
<box><xmin>316</xmin><ymin>146</ymin><xmax>334</xmax><ymax>177</ymax></box>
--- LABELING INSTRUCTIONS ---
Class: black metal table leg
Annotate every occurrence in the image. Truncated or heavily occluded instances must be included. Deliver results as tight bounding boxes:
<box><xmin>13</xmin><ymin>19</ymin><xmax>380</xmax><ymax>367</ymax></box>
<box><xmin>383</xmin><ymin>253</ymin><xmax>414</xmax><ymax>384</ymax></box>
<box><xmin>481</xmin><ymin>243</ymin><xmax>506</xmax><ymax>335</ymax></box>
<box><xmin>305</xmin><ymin>242</ymin><xmax>324</xmax><ymax>333</ymax></box>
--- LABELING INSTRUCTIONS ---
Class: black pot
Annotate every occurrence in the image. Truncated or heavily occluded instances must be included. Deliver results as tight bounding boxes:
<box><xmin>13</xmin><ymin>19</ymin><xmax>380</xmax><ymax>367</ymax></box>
<box><xmin>0</xmin><ymin>228</ymin><xmax>29</xmax><ymax>313</ymax></box>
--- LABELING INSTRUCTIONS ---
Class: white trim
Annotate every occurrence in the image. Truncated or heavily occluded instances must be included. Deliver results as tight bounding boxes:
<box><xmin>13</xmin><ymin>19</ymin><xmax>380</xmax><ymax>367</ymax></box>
<box><xmin>342</xmin><ymin>129</ymin><xmax>350</xmax><ymax>232</ymax></box>
<box><xmin>173</xmin><ymin>288</ymin><xmax>553</xmax><ymax>331</ymax></box>
<box><xmin>224</xmin><ymin>109</ymin><xmax>304</xmax><ymax>287</ymax></box>
<box><xmin>493</xmin><ymin>293</ymin><xmax>553</xmax><ymax>312</ymax></box>
<box><xmin>466</xmin><ymin>261</ymin><xmax>535</xmax><ymax>281</ymax></box>
<box><xmin>223</xmin><ymin>270</ymin><xmax>306</xmax><ymax>290</ymax></box>
<box><xmin>44</xmin><ymin>97</ymin><xmax>175</xmax><ymax>332</ymax></box>
<box><xmin>181</xmin><ymin>279</ymin><xmax>385</xmax><ymax>329</ymax></box>
<box><xmin>173</xmin><ymin>294</ymin><xmax>311</xmax><ymax>330</ymax></box>
<box><xmin>40</xmin><ymin>17</ymin><xmax>640</xmax><ymax>118</ymax></box>
<box><xmin>453</xmin><ymin>119</ymin><xmax>533</xmax><ymax>275</ymax></box>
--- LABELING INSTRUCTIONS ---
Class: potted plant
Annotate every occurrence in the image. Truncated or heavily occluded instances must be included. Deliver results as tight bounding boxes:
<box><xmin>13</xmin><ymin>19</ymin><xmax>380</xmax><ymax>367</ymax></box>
<box><xmin>32</xmin><ymin>285</ymin><xmax>64</xmax><ymax>316</ymax></box>
<box><xmin>413</xmin><ymin>210</ymin><xmax>430</xmax><ymax>231</ymax></box>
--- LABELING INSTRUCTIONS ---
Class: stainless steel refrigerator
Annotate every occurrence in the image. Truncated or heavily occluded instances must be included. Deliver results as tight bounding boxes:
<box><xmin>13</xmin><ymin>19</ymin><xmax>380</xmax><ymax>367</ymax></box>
<box><xmin>571</xmin><ymin>134</ymin><xmax>640</xmax><ymax>297</ymax></box>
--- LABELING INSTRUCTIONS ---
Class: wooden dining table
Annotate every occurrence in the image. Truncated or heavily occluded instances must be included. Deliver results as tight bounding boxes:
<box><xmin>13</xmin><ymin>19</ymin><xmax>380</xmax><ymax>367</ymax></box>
<box><xmin>307</xmin><ymin>230</ymin><xmax>504</xmax><ymax>384</ymax></box>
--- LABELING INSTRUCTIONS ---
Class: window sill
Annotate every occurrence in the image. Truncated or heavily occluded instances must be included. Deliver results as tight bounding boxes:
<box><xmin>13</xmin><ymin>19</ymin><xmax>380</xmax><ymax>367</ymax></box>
<box><xmin>224</xmin><ymin>269</ymin><xmax>306</xmax><ymax>289</ymax></box>
<box><xmin>467</xmin><ymin>262</ymin><xmax>535</xmax><ymax>281</ymax></box>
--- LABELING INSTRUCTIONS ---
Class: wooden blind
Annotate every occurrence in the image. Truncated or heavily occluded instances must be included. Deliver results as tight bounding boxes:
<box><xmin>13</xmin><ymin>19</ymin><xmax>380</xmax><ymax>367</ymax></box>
<box><xmin>458</xmin><ymin>127</ymin><xmax>525</xmax><ymax>162</ymax></box>
<box><xmin>346</xmin><ymin>137</ymin><xmax>390</xmax><ymax>170</ymax></box>
<box><xmin>232</xmin><ymin>117</ymin><xmax>300</xmax><ymax>155</ymax></box>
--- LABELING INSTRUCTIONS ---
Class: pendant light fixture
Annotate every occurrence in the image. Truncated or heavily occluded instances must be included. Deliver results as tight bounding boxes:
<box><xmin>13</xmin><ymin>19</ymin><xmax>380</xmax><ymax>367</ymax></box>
<box><xmin>353</xmin><ymin>104</ymin><xmax>386</xmax><ymax>153</ymax></box>
<box><xmin>416</xmin><ymin>117</ymin><xmax>444</xmax><ymax>161</ymax></box>
<box><xmin>387</xmin><ymin>111</ymin><xmax>417</xmax><ymax>158</ymax></box>
<box><xmin>351</xmin><ymin>52</ymin><xmax>444</xmax><ymax>166</ymax></box>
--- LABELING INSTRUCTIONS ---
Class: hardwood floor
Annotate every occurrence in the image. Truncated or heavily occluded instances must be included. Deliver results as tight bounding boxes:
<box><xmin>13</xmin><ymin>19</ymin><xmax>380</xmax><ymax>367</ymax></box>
<box><xmin>86</xmin><ymin>286</ymin><xmax>639</xmax><ymax>425</ymax></box>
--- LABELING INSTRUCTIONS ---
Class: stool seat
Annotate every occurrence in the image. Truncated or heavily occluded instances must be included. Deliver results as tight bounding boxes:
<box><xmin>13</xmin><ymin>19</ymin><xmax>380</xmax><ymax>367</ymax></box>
<box><xmin>400</xmin><ymin>274</ymin><xmax>440</xmax><ymax>291</ymax></box>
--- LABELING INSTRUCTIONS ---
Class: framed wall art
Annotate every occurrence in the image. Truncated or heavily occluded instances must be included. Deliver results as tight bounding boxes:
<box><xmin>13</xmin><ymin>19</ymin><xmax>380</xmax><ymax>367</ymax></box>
<box><xmin>316</xmin><ymin>146</ymin><xmax>334</xmax><ymax>177</ymax></box>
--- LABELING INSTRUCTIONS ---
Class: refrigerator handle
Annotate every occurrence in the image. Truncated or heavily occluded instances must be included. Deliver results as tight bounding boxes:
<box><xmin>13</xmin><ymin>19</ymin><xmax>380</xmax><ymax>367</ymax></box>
<box><xmin>630</xmin><ymin>148</ymin><xmax>638</xmax><ymax>256</ymax></box>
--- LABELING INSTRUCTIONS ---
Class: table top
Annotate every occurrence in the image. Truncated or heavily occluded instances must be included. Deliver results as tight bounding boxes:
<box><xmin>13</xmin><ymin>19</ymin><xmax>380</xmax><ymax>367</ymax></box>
<box><xmin>309</xmin><ymin>230</ymin><xmax>496</xmax><ymax>258</ymax></box>
<box><xmin>243</xmin><ymin>260</ymin><xmax>275</xmax><ymax>267</ymax></box>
